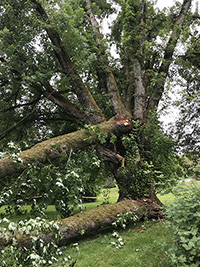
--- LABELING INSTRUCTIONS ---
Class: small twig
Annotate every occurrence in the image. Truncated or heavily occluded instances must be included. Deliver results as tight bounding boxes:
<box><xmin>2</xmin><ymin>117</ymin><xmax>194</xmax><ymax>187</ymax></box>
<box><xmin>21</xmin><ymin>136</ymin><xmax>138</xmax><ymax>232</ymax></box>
<box><xmin>66</xmin><ymin>148</ymin><xmax>73</xmax><ymax>169</ymax></box>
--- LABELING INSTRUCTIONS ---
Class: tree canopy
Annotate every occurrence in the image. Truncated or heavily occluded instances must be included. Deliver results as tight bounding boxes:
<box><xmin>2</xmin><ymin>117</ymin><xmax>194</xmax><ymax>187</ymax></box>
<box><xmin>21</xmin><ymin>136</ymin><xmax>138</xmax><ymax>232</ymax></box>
<box><xmin>0</xmin><ymin>0</ymin><xmax>199</xmax><ymax>216</ymax></box>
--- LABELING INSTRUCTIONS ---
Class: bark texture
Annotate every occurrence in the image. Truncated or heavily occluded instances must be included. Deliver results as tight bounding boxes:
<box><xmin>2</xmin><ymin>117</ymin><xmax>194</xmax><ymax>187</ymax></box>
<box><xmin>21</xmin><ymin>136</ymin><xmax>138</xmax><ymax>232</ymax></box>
<box><xmin>0</xmin><ymin>116</ymin><xmax>132</xmax><ymax>181</ymax></box>
<box><xmin>0</xmin><ymin>199</ymin><xmax>163</xmax><ymax>249</ymax></box>
<box><xmin>85</xmin><ymin>0</ymin><xmax>132</xmax><ymax>118</ymax></box>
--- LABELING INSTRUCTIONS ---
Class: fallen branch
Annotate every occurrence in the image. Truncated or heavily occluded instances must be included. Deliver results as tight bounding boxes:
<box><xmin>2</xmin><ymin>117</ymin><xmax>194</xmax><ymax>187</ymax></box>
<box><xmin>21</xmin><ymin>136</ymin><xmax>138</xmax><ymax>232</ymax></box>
<box><xmin>0</xmin><ymin>199</ymin><xmax>164</xmax><ymax>249</ymax></box>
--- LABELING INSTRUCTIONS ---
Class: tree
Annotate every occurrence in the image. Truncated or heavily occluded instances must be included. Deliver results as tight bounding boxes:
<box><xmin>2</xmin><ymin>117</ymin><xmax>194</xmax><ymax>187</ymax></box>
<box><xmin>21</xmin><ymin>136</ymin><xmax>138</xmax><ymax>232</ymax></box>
<box><xmin>0</xmin><ymin>0</ymin><xmax>197</xmax><ymax>207</ymax></box>
<box><xmin>174</xmin><ymin>32</ymin><xmax>200</xmax><ymax>156</ymax></box>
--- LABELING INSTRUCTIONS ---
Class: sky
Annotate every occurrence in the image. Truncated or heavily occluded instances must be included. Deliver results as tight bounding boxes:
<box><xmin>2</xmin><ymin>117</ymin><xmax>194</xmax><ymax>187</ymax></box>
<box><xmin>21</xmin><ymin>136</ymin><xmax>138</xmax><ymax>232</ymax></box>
<box><xmin>155</xmin><ymin>0</ymin><xmax>181</xmax><ymax>127</ymax></box>
<box><xmin>156</xmin><ymin>0</ymin><xmax>175</xmax><ymax>9</ymax></box>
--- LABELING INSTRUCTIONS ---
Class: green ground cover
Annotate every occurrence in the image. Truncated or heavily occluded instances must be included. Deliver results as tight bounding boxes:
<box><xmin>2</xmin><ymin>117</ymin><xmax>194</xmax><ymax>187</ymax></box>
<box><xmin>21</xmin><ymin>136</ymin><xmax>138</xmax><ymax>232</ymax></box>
<box><xmin>0</xmin><ymin>180</ymin><xmax>199</xmax><ymax>266</ymax></box>
<box><xmin>58</xmin><ymin>220</ymin><xmax>172</xmax><ymax>267</ymax></box>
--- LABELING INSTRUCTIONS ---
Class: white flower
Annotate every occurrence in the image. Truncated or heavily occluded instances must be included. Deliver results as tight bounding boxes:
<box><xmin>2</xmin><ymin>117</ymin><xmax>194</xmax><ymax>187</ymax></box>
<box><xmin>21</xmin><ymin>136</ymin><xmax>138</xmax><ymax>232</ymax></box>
<box><xmin>17</xmin><ymin>157</ymin><xmax>23</xmax><ymax>163</ymax></box>
<box><xmin>118</xmin><ymin>237</ymin><xmax>123</xmax><ymax>242</ymax></box>
<box><xmin>8</xmin><ymin>222</ymin><xmax>16</xmax><ymax>231</ymax></box>
<box><xmin>31</xmin><ymin>236</ymin><xmax>38</xmax><ymax>242</ymax></box>
<box><xmin>43</xmin><ymin>246</ymin><xmax>47</xmax><ymax>254</ymax></box>
<box><xmin>29</xmin><ymin>253</ymin><xmax>40</xmax><ymax>260</ymax></box>
<box><xmin>2</xmin><ymin>218</ymin><xmax>9</xmax><ymax>223</ymax></box>
<box><xmin>71</xmin><ymin>171</ymin><xmax>79</xmax><ymax>178</ymax></box>
<box><xmin>112</xmin><ymin>232</ymin><xmax>119</xmax><ymax>237</ymax></box>
<box><xmin>111</xmin><ymin>242</ymin><xmax>116</xmax><ymax>245</ymax></box>
<box><xmin>51</xmin><ymin>256</ymin><xmax>58</xmax><ymax>262</ymax></box>
<box><xmin>8</xmin><ymin>141</ymin><xmax>15</xmax><ymax>148</ymax></box>
<box><xmin>53</xmin><ymin>223</ymin><xmax>60</xmax><ymax>230</ymax></box>
<box><xmin>56</xmin><ymin>182</ymin><xmax>64</xmax><ymax>187</ymax></box>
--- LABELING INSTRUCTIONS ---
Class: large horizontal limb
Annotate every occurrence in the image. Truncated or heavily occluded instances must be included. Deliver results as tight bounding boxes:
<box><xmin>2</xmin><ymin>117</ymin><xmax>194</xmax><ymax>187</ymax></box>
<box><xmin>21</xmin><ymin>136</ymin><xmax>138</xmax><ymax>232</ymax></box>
<box><xmin>0</xmin><ymin>116</ymin><xmax>132</xmax><ymax>181</ymax></box>
<box><xmin>0</xmin><ymin>199</ymin><xmax>164</xmax><ymax>248</ymax></box>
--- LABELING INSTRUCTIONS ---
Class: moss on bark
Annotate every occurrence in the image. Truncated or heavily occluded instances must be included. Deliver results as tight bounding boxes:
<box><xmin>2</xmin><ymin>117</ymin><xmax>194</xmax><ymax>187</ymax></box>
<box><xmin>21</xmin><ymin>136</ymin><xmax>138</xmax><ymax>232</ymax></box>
<box><xmin>0</xmin><ymin>115</ymin><xmax>132</xmax><ymax>181</ymax></box>
<box><xmin>0</xmin><ymin>199</ymin><xmax>163</xmax><ymax>249</ymax></box>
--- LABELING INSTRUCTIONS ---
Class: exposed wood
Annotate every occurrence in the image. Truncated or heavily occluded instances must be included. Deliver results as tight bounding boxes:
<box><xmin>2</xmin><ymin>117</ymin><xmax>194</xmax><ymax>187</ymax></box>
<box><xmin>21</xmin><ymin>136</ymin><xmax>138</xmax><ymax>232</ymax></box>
<box><xmin>0</xmin><ymin>199</ymin><xmax>164</xmax><ymax>249</ymax></box>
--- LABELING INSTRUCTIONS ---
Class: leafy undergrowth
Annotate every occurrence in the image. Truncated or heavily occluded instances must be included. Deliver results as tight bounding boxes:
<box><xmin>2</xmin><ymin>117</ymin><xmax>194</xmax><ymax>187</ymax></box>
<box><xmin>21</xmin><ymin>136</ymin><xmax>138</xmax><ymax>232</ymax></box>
<box><xmin>57</xmin><ymin>220</ymin><xmax>173</xmax><ymax>267</ymax></box>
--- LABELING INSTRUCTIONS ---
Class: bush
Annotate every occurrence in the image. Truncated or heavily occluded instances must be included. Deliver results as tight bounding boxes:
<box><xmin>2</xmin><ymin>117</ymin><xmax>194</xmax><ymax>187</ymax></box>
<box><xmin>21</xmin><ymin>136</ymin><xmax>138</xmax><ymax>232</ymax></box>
<box><xmin>165</xmin><ymin>184</ymin><xmax>200</xmax><ymax>266</ymax></box>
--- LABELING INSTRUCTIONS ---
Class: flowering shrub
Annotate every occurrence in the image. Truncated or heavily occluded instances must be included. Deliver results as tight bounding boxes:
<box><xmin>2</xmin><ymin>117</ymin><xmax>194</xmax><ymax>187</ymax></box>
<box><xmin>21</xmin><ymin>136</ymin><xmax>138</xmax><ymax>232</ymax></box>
<box><xmin>0</xmin><ymin>217</ymin><xmax>72</xmax><ymax>266</ymax></box>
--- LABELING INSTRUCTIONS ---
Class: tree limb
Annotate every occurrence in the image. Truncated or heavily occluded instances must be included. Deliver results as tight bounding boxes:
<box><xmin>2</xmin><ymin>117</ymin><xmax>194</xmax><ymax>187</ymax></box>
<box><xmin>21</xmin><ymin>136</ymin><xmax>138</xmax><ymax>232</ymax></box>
<box><xmin>148</xmin><ymin>0</ymin><xmax>192</xmax><ymax>111</ymax></box>
<box><xmin>0</xmin><ymin>115</ymin><xmax>132</xmax><ymax>181</ymax></box>
<box><xmin>132</xmin><ymin>0</ymin><xmax>147</xmax><ymax>121</ymax></box>
<box><xmin>42</xmin><ymin>82</ymin><xmax>90</xmax><ymax>124</ymax></box>
<box><xmin>85</xmin><ymin>0</ymin><xmax>131</xmax><ymax>117</ymax></box>
<box><xmin>31</xmin><ymin>0</ymin><xmax>105</xmax><ymax>125</ymax></box>
<box><xmin>0</xmin><ymin>199</ymin><xmax>164</xmax><ymax>249</ymax></box>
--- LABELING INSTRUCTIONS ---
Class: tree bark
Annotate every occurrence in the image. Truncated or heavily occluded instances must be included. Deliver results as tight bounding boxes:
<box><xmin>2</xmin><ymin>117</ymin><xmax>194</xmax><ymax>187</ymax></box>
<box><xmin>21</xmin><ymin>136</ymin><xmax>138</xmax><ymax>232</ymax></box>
<box><xmin>0</xmin><ymin>116</ymin><xmax>132</xmax><ymax>181</ymax></box>
<box><xmin>85</xmin><ymin>0</ymin><xmax>132</xmax><ymax>118</ymax></box>
<box><xmin>31</xmin><ymin>0</ymin><xmax>105</xmax><ymax>125</ymax></box>
<box><xmin>0</xmin><ymin>199</ymin><xmax>164</xmax><ymax>249</ymax></box>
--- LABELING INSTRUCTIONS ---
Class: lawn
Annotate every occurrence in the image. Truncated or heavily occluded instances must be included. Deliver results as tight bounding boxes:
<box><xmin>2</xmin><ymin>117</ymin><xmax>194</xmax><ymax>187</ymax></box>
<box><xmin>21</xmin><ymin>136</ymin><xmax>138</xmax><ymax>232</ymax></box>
<box><xmin>0</xmin><ymin>180</ymin><xmax>199</xmax><ymax>266</ymax></box>
<box><xmin>58</xmin><ymin>220</ymin><xmax>172</xmax><ymax>267</ymax></box>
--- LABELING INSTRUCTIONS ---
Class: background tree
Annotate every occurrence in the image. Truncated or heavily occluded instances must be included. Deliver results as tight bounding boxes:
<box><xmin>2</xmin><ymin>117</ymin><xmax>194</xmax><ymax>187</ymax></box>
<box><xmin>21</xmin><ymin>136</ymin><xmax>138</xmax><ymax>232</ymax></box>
<box><xmin>0</xmin><ymin>0</ymin><xmax>198</xmax><ymax>214</ymax></box>
<box><xmin>174</xmin><ymin>33</ymin><xmax>200</xmax><ymax>156</ymax></box>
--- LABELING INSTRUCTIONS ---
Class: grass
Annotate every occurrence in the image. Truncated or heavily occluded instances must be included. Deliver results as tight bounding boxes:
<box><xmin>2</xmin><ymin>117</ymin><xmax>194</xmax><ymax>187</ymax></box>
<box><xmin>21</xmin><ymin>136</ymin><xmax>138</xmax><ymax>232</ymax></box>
<box><xmin>1</xmin><ymin>180</ymin><xmax>200</xmax><ymax>266</ymax></box>
<box><xmin>57</xmin><ymin>220</ymin><xmax>172</xmax><ymax>267</ymax></box>
<box><xmin>158</xmin><ymin>179</ymin><xmax>200</xmax><ymax>205</ymax></box>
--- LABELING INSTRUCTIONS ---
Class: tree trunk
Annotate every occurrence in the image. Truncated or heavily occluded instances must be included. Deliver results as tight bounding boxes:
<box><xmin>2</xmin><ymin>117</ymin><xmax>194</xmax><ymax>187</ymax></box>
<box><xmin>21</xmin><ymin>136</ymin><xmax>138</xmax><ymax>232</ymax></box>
<box><xmin>0</xmin><ymin>199</ymin><xmax>164</xmax><ymax>249</ymax></box>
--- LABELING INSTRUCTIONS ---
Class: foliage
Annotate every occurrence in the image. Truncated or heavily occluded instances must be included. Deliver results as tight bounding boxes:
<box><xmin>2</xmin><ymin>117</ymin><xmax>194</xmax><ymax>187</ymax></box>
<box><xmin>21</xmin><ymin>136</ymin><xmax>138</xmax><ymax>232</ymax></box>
<box><xmin>0</xmin><ymin>217</ymin><xmax>73</xmax><ymax>267</ymax></box>
<box><xmin>0</xmin><ymin>0</ymin><xmax>198</xmax><ymax>205</ymax></box>
<box><xmin>118</xmin><ymin>114</ymin><xmax>182</xmax><ymax>198</ymax></box>
<box><xmin>165</xmin><ymin>184</ymin><xmax>200</xmax><ymax>266</ymax></box>
<box><xmin>0</xmin><ymin>143</ymin><xmax>109</xmax><ymax>218</ymax></box>
<box><xmin>112</xmin><ymin>211</ymin><xmax>139</xmax><ymax>229</ymax></box>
